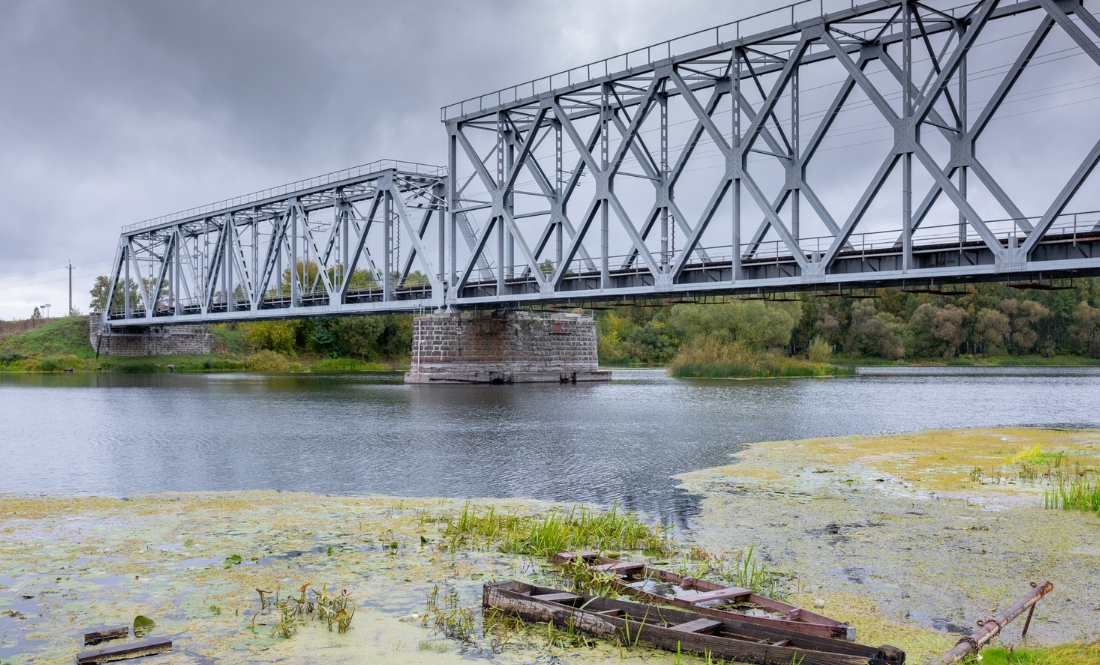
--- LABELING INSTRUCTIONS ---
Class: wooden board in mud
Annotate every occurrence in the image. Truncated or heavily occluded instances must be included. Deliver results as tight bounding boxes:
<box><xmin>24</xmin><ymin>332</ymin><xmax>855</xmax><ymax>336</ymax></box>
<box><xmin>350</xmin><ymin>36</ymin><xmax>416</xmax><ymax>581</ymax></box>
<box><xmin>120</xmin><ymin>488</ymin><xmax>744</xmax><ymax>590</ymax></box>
<box><xmin>484</xmin><ymin>580</ymin><xmax>905</xmax><ymax>665</ymax></box>
<box><xmin>76</xmin><ymin>637</ymin><xmax>172</xmax><ymax>664</ymax></box>
<box><xmin>554</xmin><ymin>551</ymin><xmax>856</xmax><ymax>641</ymax></box>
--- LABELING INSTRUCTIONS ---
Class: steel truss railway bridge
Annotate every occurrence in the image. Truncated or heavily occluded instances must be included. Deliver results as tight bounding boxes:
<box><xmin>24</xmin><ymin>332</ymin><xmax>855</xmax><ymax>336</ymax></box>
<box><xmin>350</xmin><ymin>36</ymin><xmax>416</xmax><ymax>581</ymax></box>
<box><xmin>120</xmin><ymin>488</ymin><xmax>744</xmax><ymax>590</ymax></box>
<box><xmin>104</xmin><ymin>0</ymin><xmax>1100</xmax><ymax>327</ymax></box>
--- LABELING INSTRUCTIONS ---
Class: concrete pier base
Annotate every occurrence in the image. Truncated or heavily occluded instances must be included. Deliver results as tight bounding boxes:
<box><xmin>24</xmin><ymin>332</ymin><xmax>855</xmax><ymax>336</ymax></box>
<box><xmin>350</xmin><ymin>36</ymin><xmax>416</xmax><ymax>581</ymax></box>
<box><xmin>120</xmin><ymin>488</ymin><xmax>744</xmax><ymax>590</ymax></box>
<box><xmin>404</xmin><ymin>312</ymin><xmax>611</xmax><ymax>384</ymax></box>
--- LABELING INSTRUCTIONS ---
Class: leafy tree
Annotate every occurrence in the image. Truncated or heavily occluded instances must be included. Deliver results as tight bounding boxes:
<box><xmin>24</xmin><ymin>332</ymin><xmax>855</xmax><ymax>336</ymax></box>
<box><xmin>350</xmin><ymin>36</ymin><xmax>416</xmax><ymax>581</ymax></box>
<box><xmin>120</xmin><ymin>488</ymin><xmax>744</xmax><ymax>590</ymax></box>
<box><xmin>999</xmin><ymin>299</ymin><xmax>1048</xmax><ymax>353</ymax></box>
<box><xmin>816</xmin><ymin>307</ymin><xmax>842</xmax><ymax>347</ymax></box>
<box><xmin>309</xmin><ymin>320</ymin><xmax>339</xmax><ymax>356</ymax></box>
<box><xmin>906</xmin><ymin>303</ymin><xmax>968</xmax><ymax>359</ymax></box>
<box><xmin>846</xmin><ymin>300</ymin><xmax>904</xmax><ymax>359</ymax></box>
<box><xmin>596</xmin><ymin>310</ymin><xmax>634</xmax><ymax>362</ymax></box>
<box><xmin>89</xmin><ymin>275</ymin><xmax>142</xmax><ymax>313</ymax></box>
<box><xmin>669</xmin><ymin>301</ymin><xmax>797</xmax><ymax>351</ymax></box>
<box><xmin>974</xmin><ymin>308</ymin><xmax>1010</xmax><ymax>355</ymax></box>
<box><xmin>329</xmin><ymin>317</ymin><xmax>388</xmax><ymax>359</ymax></box>
<box><xmin>807</xmin><ymin>336</ymin><xmax>832</xmax><ymax>363</ymax></box>
<box><xmin>620</xmin><ymin>318</ymin><xmax>679</xmax><ymax>364</ymax></box>
<box><xmin>243</xmin><ymin>320</ymin><xmax>297</xmax><ymax>356</ymax></box>
<box><xmin>1068</xmin><ymin>301</ymin><xmax>1100</xmax><ymax>357</ymax></box>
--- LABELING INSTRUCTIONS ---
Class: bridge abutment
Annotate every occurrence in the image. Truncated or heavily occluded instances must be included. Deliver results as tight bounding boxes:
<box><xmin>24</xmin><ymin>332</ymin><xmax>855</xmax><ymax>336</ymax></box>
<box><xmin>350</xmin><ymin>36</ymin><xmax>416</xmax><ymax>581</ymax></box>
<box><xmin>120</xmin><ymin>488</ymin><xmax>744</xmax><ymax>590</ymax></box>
<box><xmin>90</xmin><ymin>315</ymin><xmax>213</xmax><ymax>356</ymax></box>
<box><xmin>405</xmin><ymin>312</ymin><xmax>611</xmax><ymax>384</ymax></box>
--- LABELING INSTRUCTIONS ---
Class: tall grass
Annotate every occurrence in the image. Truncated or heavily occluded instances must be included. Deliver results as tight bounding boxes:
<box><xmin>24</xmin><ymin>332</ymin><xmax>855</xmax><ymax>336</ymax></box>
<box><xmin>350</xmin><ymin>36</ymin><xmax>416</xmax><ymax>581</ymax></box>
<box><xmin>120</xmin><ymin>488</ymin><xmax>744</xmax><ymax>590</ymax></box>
<box><xmin>673</xmin><ymin>359</ymin><xmax>851</xmax><ymax>379</ymax></box>
<box><xmin>308</xmin><ymin>357</ymin><xmax>392</xmax><ymax>372</ymax></box>
<box><xmin>966</xmin><ymin>642</ymin><xmax>1100</xmax><ymax>664</ymax></box>
<box><xmin>443</xmin><ymin>503</ymin><xmax>674</xmax><ymax>559</ymax></box>
<box><xmin>1044</xmin><ymin>476</ymin><xmax>1100</xmax><ymax>515</ymax></box>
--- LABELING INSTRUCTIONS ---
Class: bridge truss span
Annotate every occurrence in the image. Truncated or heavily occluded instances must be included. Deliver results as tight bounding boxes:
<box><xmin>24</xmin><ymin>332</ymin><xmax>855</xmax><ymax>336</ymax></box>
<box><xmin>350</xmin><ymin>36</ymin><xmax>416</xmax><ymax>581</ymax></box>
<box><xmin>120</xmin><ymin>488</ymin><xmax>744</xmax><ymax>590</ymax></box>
<box><xmin>103</xmin><ymin>163</ymin><xmax>447</xmax><ymax>324</ymax></box>
<box><xmin>105</xmin><ymin>0</ymin><xmax>1100</xmax><ymax>327</ymax></box>
<box><xmin>443</xmin><ymin>0</ymin><xmax>1100</xmax><ymax>307</ymax></box>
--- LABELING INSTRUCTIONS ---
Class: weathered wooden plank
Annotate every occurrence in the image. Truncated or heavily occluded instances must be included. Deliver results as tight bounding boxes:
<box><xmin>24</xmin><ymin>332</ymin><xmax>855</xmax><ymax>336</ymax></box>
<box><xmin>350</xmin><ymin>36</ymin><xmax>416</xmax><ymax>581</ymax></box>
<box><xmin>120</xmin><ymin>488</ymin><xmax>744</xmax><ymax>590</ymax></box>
<box><xmin>669</xmin><ymin>618</ymin><xmax>723</xmax><ymax>634</ymax></box>
<box><xmin>676</xmin><ymin>587</ymin><xmax>752</xmax><ymax>604</ymax></box>
<box><xmin>76</xmin><ymin>637</ymin><xmax>172</xmax><ymax>664</ymax></box>
<box><xmin>594</xmin><ymin>561</ymin><xmax>646</xmax><ymax>575</ymax></box>
<box><xmin>531</xmin><ymin>592</ymin><xmax>579</xmax><ymax>603</ymax></box>
<box><xmin>83</xmin><ymin>626</ymin><xmax>129</xmax><ymax>646</ymax></box>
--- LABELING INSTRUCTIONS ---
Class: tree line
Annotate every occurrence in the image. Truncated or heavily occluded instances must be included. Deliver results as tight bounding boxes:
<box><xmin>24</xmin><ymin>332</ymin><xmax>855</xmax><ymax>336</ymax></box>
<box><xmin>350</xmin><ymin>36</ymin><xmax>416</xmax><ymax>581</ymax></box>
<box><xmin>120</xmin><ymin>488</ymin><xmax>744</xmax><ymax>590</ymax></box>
<box><xmin>597</xmin><ymin>280</ymin><xmax>1100</xmax><ymax>365</ymax></box>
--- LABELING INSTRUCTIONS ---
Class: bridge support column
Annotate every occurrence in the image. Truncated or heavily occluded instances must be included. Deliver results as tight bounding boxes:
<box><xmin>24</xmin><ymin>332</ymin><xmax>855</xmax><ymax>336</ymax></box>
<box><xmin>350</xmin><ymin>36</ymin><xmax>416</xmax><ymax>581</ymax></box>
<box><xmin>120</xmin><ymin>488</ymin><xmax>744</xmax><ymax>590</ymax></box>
<box><xmin>89</xmin><ymin>315</ymin><xmax>213</xmax><ymax>357</ymax></box>
<box><xmin>405</xmin><ymin>312</ymin><xmax>611</xmax><ymax>384</ymax></box>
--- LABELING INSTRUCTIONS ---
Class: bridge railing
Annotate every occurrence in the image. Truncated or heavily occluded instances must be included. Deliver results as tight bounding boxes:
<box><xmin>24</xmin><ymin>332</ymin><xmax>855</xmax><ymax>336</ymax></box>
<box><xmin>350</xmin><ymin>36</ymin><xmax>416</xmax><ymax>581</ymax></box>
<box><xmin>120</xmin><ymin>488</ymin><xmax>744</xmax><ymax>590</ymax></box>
<box><xmin>121</xmin><ymin>159</ymin><xmax>445</xmax><ymax>234</ymax></box>
<box><xmin>532</xmin><ymin>209</ymin><xmax>1100</xmax><ymax>281</ymax></box>
<box><xmin>439</xmin><ymin>0</ymin><xmax>1045</xmax><ymax>122</ymax></box>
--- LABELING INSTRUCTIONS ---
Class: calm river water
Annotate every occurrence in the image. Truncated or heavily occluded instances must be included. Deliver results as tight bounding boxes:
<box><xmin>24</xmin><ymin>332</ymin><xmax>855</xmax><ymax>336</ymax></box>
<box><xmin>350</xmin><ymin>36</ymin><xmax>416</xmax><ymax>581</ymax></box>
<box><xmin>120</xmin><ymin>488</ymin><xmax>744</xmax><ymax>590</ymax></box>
<box><xmin>2</xmin><ymin>367</ymin><xmax>1098</xmax><ymax>523</ymax></box>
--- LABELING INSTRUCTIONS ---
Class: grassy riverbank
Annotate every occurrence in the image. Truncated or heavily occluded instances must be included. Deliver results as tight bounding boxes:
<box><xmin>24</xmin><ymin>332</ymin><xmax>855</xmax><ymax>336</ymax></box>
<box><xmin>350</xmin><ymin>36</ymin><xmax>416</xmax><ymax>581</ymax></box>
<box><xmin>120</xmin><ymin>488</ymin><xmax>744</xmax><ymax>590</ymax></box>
<box><xmin>0</xmin><ymin>318</ymin><xmax>406</xmax><ymax>373</ymax></box>
<box><xmin>1</xmin><ymin>428</ymin><xmax>1098</xmax><ymax>664</ymax></box>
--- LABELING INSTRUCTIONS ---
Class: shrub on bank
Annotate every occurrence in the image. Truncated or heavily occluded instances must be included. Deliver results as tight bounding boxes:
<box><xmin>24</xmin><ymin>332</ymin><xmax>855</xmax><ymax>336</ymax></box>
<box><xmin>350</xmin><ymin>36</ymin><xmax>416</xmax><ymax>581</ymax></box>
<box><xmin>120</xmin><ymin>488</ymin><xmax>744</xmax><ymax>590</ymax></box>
<box><xmin>245</xmin><ymin>350</ymin><xmax>292</xmax><ymax>372</ymax></box>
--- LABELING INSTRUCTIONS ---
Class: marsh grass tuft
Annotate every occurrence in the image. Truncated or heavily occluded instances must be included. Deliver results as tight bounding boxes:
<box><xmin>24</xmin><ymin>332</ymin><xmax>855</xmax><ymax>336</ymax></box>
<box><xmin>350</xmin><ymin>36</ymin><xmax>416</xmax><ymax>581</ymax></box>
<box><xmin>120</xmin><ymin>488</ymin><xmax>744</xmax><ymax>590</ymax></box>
<box><xmin>251</xmin><ymin>583</ymin><xmax>356</xmax><ymax>639</ymax></box>
<box><xmin>1044</xmin><ymin>475</ymin><xmax>1100</xmax><ymax>515</ymax></box>
<box><xmin>558</xmin><ymin>556</ymin><xmax>622</xmax><ymax>597</ymax></box>
<box><xmin>671</xmin><ymin>545</ymin><xmax>788</xmax><ymax>600</ymax></box>
<box><xmin>961</xmin><ymin>642</ymin><xmax>1100</xmax><ymax>664</ymax></box>
<box><xmin>443</xmin><ymin>502</ymin><xmax>674</xmax><ymax>558</ymax></box>
<box><xmin>423</xmin><ymin>585</ymin><xmax>476</xmax><ymax>642</ymax></box>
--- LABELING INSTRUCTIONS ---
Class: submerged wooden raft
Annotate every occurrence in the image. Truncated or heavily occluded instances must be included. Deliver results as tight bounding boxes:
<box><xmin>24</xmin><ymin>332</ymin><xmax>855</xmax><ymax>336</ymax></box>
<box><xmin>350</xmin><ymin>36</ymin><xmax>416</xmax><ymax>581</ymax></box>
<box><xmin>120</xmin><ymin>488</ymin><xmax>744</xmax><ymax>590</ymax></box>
<box><xmin>554</xmin><ymin>551</ymin><xmax>856</xmax><ymax>641</ymax></box>
<box><xmin>485</xmin><ymin>580</ymin><xmax>904</xmax><ymax>665</ymax></box>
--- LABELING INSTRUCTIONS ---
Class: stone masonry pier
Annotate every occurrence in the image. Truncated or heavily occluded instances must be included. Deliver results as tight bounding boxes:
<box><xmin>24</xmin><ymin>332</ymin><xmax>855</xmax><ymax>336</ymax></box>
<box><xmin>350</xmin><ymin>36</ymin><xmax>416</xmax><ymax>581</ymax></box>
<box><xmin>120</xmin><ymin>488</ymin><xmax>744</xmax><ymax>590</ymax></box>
<box><xmin>89</xmin><ymin>314</ymin><xmax>213</xmax><ymax>356</ymax></box>
<box><xmin>405</xmin><ymin>312</ymin><xmax>611</xmax><ymax>384</ymax></box>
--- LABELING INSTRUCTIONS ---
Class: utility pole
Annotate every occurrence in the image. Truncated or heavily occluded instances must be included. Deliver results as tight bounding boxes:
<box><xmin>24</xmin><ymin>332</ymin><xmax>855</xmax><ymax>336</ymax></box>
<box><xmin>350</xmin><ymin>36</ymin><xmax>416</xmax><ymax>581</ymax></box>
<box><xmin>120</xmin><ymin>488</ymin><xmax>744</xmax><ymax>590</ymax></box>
<box><xmin>67</xmin><ymin>261</ymin><xmax>73</xmax><ymax>316</ymax></box>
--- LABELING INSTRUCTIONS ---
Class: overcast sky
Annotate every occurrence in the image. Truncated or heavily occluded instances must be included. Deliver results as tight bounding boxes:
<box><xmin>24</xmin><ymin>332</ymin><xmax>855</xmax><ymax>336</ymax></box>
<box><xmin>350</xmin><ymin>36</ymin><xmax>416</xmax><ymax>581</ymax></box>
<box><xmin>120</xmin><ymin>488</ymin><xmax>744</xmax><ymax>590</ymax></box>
<box><xmin>1</xmin><ymin>0</ymin><xmax>1097</xmax><ymax>319</ymax></box>
<box><xmin>0</xmin><ymin>0</ymin><xmax>771</xmax><ymax>318</ymax></box>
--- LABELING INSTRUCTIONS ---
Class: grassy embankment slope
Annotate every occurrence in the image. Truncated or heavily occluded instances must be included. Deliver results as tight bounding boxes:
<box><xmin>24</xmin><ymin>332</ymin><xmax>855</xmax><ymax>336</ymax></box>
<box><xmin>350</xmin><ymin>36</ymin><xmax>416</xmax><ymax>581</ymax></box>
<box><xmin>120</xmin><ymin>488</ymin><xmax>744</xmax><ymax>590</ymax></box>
<box><xmin>0</xmin><ymin>317</ymin><xmax>402</xmax><ymax>373</ymax></box>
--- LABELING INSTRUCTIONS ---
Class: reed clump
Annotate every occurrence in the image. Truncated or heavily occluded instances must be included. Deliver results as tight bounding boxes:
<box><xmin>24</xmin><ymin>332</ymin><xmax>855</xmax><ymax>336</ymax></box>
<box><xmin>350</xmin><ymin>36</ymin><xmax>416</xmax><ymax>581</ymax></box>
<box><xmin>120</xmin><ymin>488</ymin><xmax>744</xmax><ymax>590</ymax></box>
<box><xmin>1044</xmin><ymin>475</ymin><xmax>1100</xmax><ymax>515</ymax></box>
<box><xmin>443</xmin><ymin>503</ymin><xmax>674</xmax><ymax>559</ymax></box>
<box><xmin>423</xmin><ymin>585</ymin><xmax>476</xmax><ymax>642</ymax></box>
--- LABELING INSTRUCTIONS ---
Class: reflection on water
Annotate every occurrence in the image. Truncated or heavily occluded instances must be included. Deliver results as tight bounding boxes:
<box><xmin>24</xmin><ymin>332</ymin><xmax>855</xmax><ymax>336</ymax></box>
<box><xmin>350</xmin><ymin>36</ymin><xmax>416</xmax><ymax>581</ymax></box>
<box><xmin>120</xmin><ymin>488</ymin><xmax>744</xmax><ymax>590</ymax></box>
<box><xmin>2</xmin><ymin>367</ymin><xmax>1099</xmax><ymax>525</ymax></box>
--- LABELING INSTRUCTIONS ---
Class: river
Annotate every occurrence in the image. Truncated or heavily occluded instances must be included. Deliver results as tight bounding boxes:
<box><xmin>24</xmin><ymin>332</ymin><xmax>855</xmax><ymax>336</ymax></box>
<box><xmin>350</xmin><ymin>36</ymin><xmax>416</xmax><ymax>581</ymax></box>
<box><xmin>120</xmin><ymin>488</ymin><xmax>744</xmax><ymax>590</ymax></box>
<box><xmin>2</xmin><ymin>367</ymin><xmax>1098</xmax><ymax>524</ymax></box>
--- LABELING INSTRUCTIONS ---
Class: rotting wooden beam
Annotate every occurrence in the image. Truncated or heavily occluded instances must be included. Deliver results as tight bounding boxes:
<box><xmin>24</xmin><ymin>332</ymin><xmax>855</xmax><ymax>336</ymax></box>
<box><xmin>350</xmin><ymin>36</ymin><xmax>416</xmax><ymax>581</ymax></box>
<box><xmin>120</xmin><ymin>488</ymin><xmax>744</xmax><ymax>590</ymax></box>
<box><xmin>76</xmin><ymin>637</ymin><xmax>172</xmax><ymax>664</ymax></box>
<box><xmin>83</xmin><ymin>626</ymin><xmax>129</xmax><ymax>646</ymax></box>
<box><xmin>938</xmin><ymin>581</ymin><xmax>1054</xmax><ymax>665</ymax></box>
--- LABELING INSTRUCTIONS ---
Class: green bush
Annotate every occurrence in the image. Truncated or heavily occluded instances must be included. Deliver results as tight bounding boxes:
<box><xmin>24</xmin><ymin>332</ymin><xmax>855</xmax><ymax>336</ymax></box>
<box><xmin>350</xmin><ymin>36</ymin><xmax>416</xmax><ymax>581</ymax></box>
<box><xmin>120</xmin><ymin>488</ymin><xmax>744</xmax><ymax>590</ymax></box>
<box><xmin>245</xmin><ymin>350</ymin><xmax>291</xmax><ymax>372</ymax></box>
<box><xmin>35</xmin><ymin>356</ymin><xmax>66</xmax><ymax>372</ymax></box>
<box><xmin>243</xmin><ymin>321</ymin><xmax>297</xmax><ymax>356</ymax></box>
<box><xmin>807</xmin><ymin>335</ymin><xmax>832</xmax><ymax>363</ymax></box>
